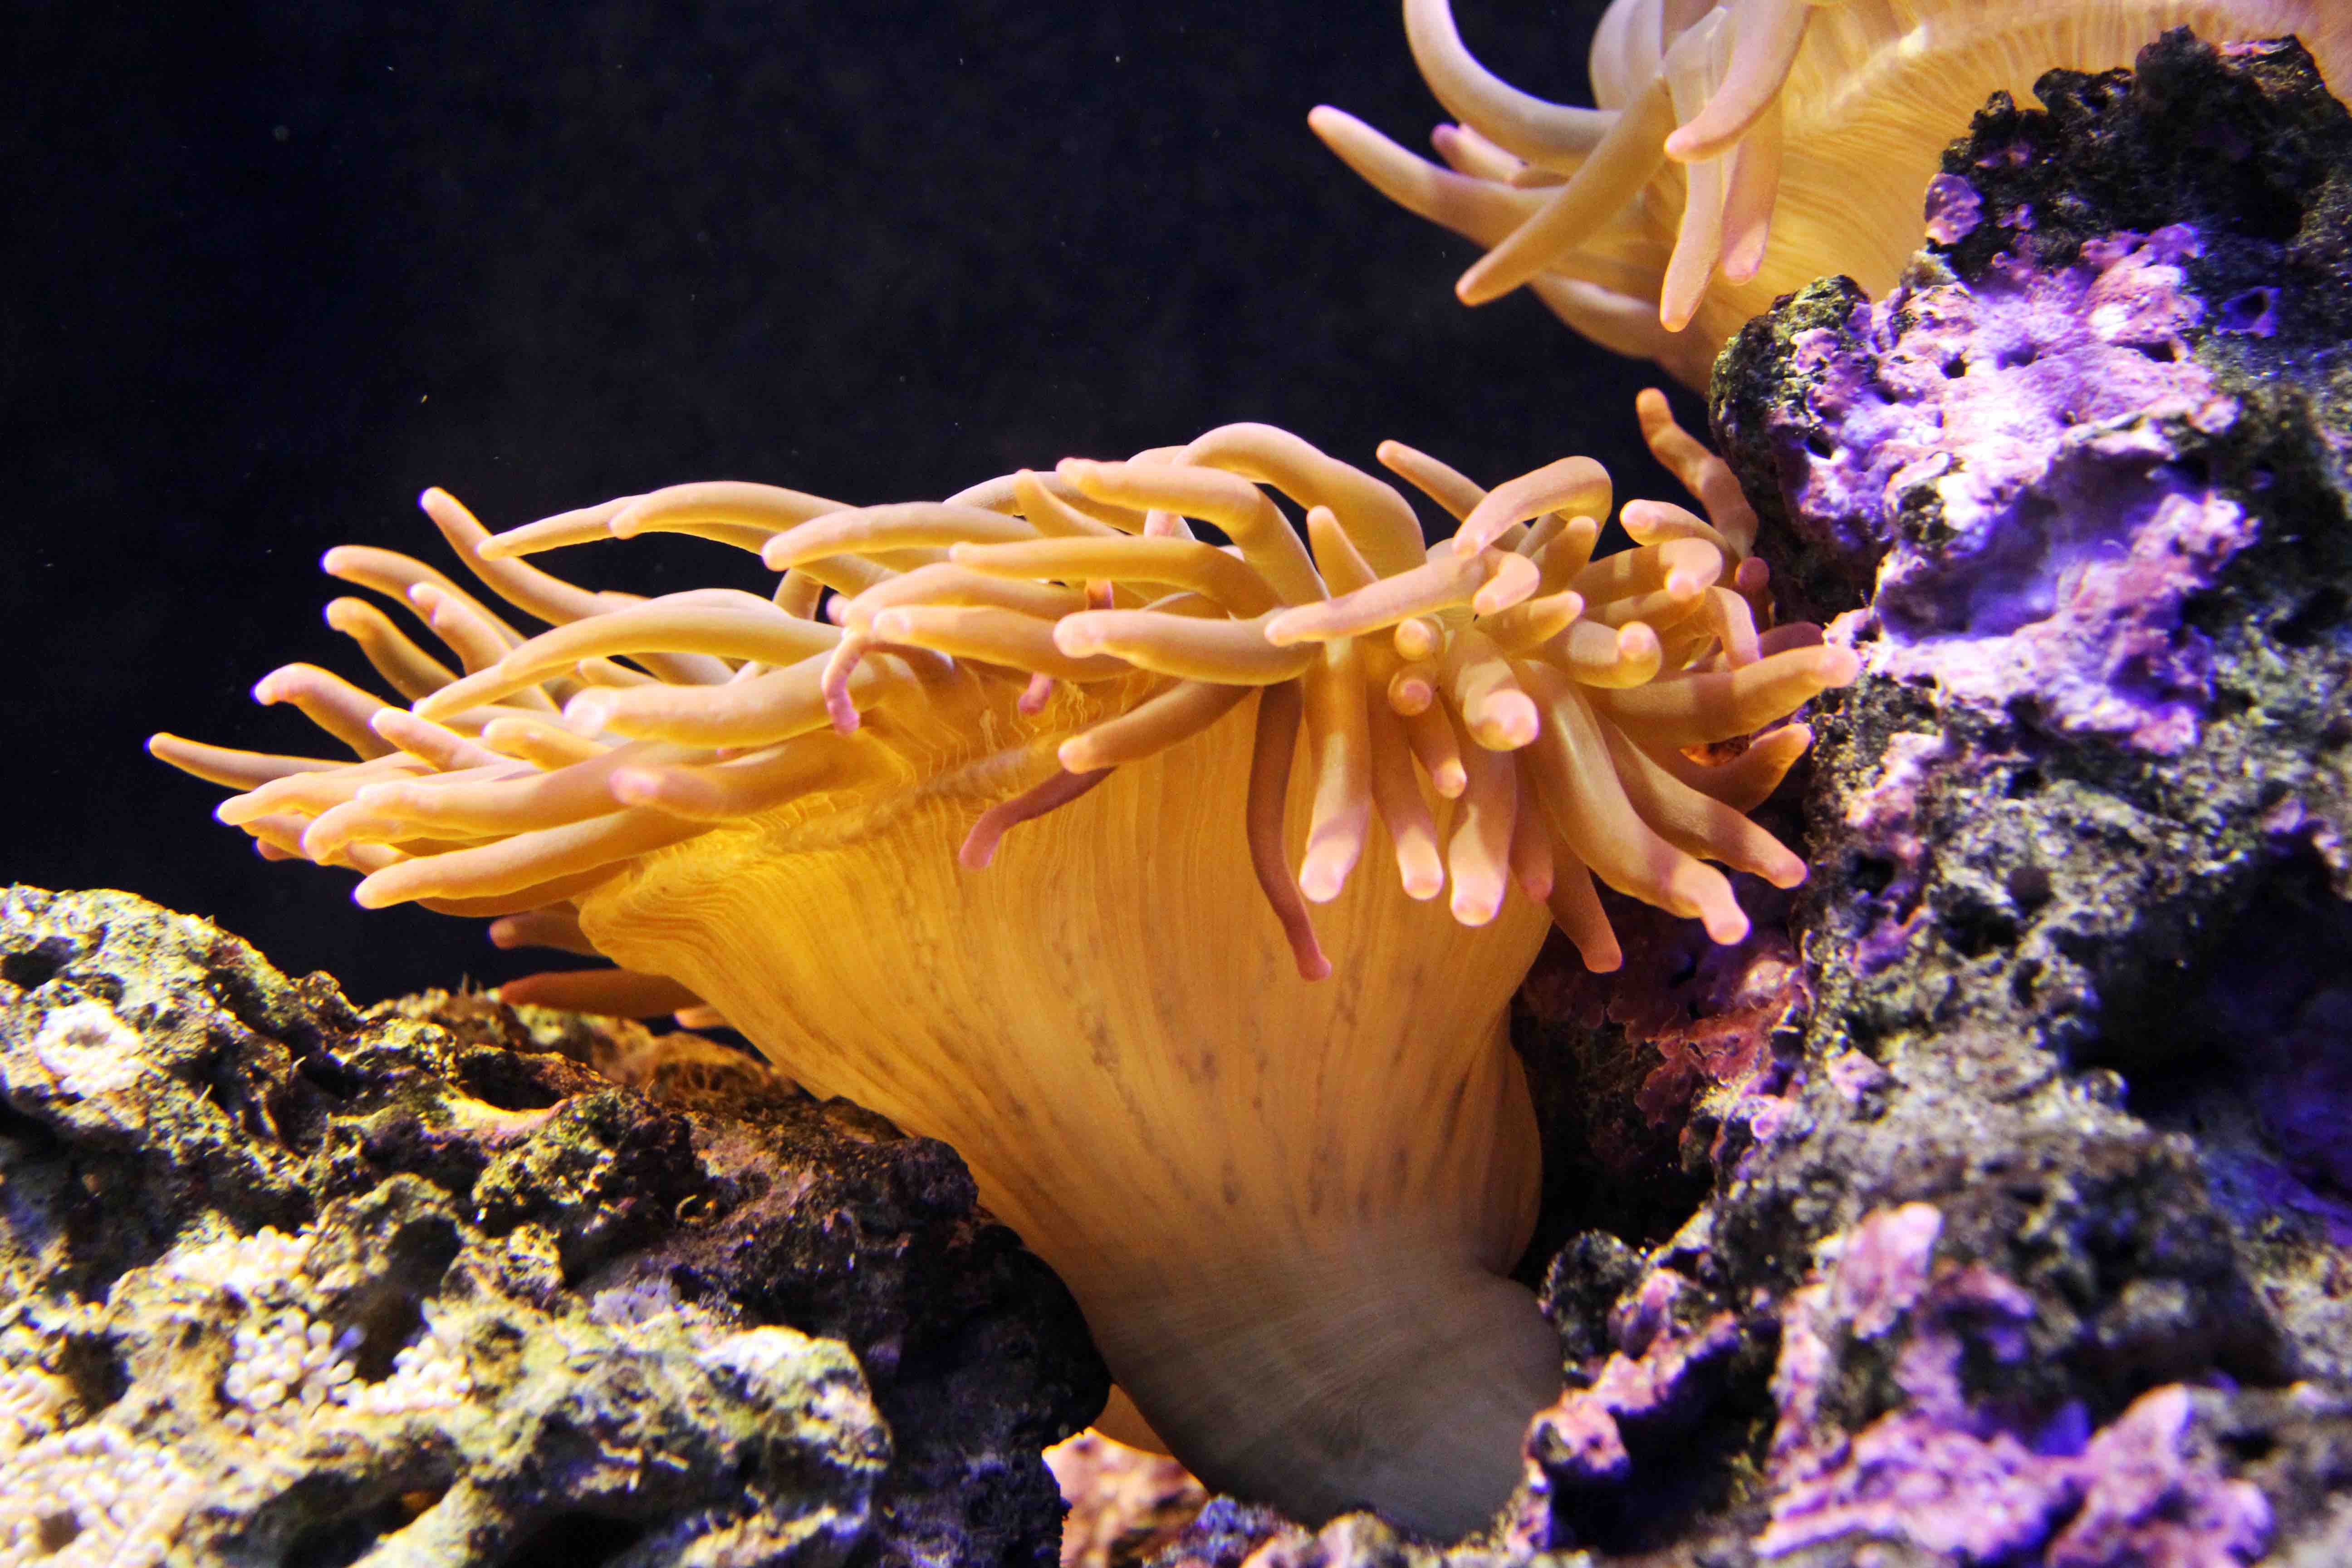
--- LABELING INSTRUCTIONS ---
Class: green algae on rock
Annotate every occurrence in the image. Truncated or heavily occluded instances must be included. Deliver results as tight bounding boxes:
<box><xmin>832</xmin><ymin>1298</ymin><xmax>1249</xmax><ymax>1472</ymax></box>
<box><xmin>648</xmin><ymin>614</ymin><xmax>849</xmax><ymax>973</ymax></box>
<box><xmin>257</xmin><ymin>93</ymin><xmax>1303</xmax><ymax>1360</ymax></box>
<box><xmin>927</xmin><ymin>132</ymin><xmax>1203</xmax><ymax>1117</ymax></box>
<box><xmin>0</xmin><ymin>886</ymin><xmax>1105</xmax><ymax>1566</ymax></box>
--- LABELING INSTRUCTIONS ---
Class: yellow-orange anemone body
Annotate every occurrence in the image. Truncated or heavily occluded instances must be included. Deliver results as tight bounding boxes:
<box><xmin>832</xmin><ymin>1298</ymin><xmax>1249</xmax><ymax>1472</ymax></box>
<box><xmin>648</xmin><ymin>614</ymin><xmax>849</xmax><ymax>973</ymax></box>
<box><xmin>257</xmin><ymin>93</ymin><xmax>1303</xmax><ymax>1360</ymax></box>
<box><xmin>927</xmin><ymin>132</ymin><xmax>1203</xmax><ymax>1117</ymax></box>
<box><xmin>152</xmin><ymin>403</ymin><xmax>1853</xmax><ymax>1535</ymax></box>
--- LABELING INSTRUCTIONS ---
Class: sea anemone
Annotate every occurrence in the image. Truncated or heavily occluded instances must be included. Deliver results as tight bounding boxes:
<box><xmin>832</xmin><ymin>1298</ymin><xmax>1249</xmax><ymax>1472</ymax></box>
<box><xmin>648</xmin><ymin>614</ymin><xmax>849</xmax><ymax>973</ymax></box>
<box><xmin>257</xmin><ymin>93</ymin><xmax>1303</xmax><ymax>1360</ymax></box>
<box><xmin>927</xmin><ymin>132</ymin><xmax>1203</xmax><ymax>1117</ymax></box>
<box><xmin>151</xmin><ymin>397</ymin><xmax>1854</xmax><ymax>1536</ymax></box>
<box><xmin>1313</xmin><ymin>0</ymin><xmax>2352</xmax><ymax>382</ymax></box>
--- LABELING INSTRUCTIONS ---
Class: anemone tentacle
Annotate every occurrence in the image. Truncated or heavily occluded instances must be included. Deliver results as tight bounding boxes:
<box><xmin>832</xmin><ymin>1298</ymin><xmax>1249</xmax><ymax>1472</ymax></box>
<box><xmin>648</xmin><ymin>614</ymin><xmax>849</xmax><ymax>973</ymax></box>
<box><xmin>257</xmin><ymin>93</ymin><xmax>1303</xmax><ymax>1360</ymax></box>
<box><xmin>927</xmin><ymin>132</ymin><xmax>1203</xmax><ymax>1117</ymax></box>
<box><xmin>159</xmin><ymin>396</ymin><xmax>1845</xmax><ymax>986</ymax></box>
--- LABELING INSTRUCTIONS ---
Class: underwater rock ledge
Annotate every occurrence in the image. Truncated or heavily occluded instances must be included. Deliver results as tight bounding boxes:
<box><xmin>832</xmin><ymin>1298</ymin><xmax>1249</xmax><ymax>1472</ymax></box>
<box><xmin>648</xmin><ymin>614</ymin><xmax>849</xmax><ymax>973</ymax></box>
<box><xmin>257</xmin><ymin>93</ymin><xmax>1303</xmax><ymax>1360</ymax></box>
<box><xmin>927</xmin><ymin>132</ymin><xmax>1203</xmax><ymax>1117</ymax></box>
<box><xmin>0</xmin><ymin>885</ymin><xmax>1106</xmax><ymax>1567</ymax></box>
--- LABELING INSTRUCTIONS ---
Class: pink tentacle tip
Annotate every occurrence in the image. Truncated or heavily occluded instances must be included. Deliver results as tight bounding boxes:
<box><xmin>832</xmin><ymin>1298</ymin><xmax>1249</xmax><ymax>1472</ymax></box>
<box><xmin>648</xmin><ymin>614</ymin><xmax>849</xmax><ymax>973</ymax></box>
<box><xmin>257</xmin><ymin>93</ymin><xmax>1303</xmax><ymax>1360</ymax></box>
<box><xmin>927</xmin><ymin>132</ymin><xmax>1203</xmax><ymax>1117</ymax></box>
<box><xmin>1478</xmin><ymin>696</ymin><xmax>1540</xmax><ymax>750</ymax></box>
<box><xmin>486</xmin><ymin>918</ymin><xmax>524</xmax><ymax>949</ymax></box>
<box><xmin>1400</xmin><ymin>855</ymin><xmax>1446</xmax><ymax>902</ymax></box>
<box><xmin>1052</xmin><ymin>619</ymin><xmax>1108</xmax><ymax>658</ymax></box>
<box><xmin>607</xmin><ymin>768</ymin><xmax>663</xmax><ymax>808</ymax></box>
<box><xmin>1660</xmin><ymin>285</ymin><xmax>1704</xmax><ymax>337</ymax></box>
<box><xmin>956</xmin><ymin>821</ymin><xmax>1007</xmax><ymax>871</ymax></box>
<box><xmin>1289</xmin><ymin>931</ymin><xmax>1334</xmax><ymax>983</ymax></box>
<box><xmin>822</xmin><ymin>640</ymin><xmax>868</xmax><ymax>735</ymax></box>
<box><xmin>1700</xmin><ymin>899</ymin><xmax>1752</xmax><ymax>946</ymax></box>
<box><xmin>1450</xmin><ymin>886</ymin><xmax>1505</xmax><ymax>928</ymax></box>
<box><xmin>1474</xmin><ymin>553</ymin><xmax>1539</xmax><ymax>615</ymax></box>
<box><xmin>1298</xmin><ymin>843</ymin><xmax>1360</xmax><ymax>904</ymax></box>
<box><xmin>562</xmin><ymin>693</ymin><xmax>616</xmax><ymax>735</ymax></box>
<box><xmin>1018</xmin><ymin>673</ymin><xmax>1057</xmax><ymax>715</ymax></box>
<box><xmin>958</xmin><ymin>766</ymin><xmax>1114</xmax><ymax>871</ymax></box>
<box><xmin>1267</xmin><ymin>608</ymin><xmax>1324</xmax><ymax>649</ymax></box>
<box><xmin>824</xmin><ymin>682</ymin><xmax>862</xmax><ymax>736</ymax></box>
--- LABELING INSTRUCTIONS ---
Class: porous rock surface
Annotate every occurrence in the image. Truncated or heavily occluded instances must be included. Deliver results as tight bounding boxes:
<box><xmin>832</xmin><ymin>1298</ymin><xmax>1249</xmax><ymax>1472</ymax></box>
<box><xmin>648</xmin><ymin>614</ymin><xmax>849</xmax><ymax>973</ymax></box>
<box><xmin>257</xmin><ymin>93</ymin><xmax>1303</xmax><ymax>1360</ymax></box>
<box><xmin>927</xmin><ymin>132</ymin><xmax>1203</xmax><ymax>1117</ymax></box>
<box><xmin>1046</xmin><ymin>1434</ymin><xmax>1207</xmax><ymax>1568</ymax></box>
<box><xmin>0</xmin><ymin>885</ymin><xmax>1106</xmax><ymax>1567</ymax></box>
<box><xmin>1148</xmin><ymin>30</ymin><xmax>2352</xmax><ymax>1568</ymax></box>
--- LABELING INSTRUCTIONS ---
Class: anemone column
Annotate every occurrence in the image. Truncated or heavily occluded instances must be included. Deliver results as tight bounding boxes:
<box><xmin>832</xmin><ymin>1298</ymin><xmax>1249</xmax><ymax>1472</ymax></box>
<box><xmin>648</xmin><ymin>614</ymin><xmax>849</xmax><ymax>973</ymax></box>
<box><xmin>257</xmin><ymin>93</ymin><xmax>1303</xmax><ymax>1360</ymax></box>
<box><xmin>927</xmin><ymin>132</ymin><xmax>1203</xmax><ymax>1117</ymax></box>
<box><xmin>577</xmin><ymin>693</ymin><xmax>1562</xmax><ymax>1537</ymax></box>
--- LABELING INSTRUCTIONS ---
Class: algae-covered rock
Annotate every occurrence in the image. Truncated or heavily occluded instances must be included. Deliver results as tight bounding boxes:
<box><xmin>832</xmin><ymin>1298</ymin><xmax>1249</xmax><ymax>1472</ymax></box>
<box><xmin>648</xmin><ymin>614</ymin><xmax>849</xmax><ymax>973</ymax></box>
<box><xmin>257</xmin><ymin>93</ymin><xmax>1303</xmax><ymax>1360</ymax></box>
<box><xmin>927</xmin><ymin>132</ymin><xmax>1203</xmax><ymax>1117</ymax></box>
<box><xmin>0</xmin><ymin>886</ymin><xmax>1106</xmax><ymax>1566</ymax></box>
<box><xmin>1713</xmin><ymin>26</ymin><xmax>2352</xmax><ymax>639</ymax></box>
<box><xmin>1523</xmin><ymin>30</ymin><xmax>2352</xmax><ymax>1567</ymax></box>
<box><xmin>1045</xmin><ymin>1433</ymin><xmax>1206</xmax><ymax>1568</ymax></box>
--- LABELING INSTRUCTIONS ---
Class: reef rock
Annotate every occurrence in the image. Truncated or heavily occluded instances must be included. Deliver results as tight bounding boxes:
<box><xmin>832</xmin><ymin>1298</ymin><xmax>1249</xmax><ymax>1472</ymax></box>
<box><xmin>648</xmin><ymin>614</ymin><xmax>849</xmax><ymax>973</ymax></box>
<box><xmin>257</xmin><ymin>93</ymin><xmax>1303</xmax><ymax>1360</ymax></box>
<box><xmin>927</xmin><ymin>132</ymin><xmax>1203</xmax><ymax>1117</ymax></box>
<box><xmin>1046</xmin><ymin>1433</ymin><xmax>1207</xmax><ymax>1568</ymax></box>
<box><xmin>1152</xmin><ymin>29</ymin><xmax>2352</xmax><ymax>1568</ymax></box>
<box><xmin>0</xmin><ymin>886</ymin><xmax>1105</xmax><ymax>1567</ymax></box>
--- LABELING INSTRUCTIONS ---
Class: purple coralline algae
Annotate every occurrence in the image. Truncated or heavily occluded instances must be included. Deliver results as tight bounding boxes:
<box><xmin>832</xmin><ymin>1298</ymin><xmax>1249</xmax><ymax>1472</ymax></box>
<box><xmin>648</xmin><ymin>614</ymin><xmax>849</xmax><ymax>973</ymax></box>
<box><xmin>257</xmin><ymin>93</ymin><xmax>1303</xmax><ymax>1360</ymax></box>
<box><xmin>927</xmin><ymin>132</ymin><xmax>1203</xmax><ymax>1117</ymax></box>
<box><xmin>1782</xmin><ymin>222</ymin><xmax>2252</xmax><ymax>754</ymax></box>
<box><xmin>1755</xmin><ymin>1207</ymin><xmax>2274</xmax><ymax>1566</ymax></box>
<box><xmin>1758</xmin><ymin>1382</ymin><xmax>2274</xmax><ymax>1566</ymax></box>
<box><xmin>1506</xmin><ymin>1295</ymin><xmax>1745</xmax><ymax>1548</ymax></box>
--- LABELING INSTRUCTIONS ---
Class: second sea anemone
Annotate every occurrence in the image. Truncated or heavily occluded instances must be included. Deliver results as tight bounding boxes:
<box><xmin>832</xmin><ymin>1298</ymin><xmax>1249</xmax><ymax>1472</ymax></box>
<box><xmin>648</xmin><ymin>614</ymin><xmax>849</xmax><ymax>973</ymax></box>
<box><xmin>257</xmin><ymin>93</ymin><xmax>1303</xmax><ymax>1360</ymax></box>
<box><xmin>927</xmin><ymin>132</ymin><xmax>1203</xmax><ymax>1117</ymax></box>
<box><xmin>1315</xmin><ymin>0</ymin><xmax>2352</xmax><ymax>382</ymax></box>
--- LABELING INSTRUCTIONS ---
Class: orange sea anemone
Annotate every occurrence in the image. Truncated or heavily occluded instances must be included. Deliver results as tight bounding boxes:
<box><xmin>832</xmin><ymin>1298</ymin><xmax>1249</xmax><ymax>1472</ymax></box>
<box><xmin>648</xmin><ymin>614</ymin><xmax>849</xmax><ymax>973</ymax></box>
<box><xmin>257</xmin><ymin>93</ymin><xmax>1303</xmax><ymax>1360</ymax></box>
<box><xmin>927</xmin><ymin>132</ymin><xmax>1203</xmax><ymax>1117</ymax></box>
<box><xmin>152</xmin><ymin>397</ymin><xmax>1853</xmax><ymax>1536</ymax></box>
<box><xmin>1314</xmin><ymin>0</ymin><xmax>2352</xmax><ymax>383</ymax></box>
